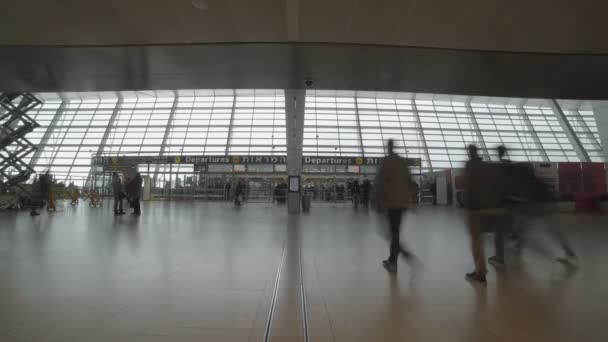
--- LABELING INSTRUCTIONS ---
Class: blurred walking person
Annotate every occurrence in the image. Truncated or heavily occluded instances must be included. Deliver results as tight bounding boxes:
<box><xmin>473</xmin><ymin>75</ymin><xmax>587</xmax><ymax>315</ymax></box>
<box><xmin>374</xmin><ymin>139</ymin><xmax>415</xmax><ymax>272</ymax></box>
<box><xmin>361</xmin><ymin>179</ymin><xmax>371</xmax><ymax>208</ymax></box>
<box><xmin>234</xmin><ymin>179</ymin><xmax>245</xmax><ymax>207</ymax></box>
<box><xmin>351</xmin><ymin>179</ymin><xmax>361</xmax><ymax>209</ymax></box>
<box><xmin>30</xmin><ymin>171</ymin><xmax>52</xmax><ymax>216</ymax></box>
<box><xmin>464</xmin><ymin>145</ymin><xmax>507</xmax><ymax>283</ymax></box>
<box><xmin>487</xmin><ymin>145</ymin><xmax>513</xmax><ymax>268</ymax></box>
<box><xmin>224</xmin><ymin>181</ymin><xmax>231</xmax><ymax>201</ymax></box>
<box><xmin>501</xmin><ymin>150</ymin><xmax>577</xmax><ymax>265</ymax></box>
<box><xmin>126</xmin><ymin>172</ymin><xmax>143</xmax><ymax>216</ymax></box>
<box><xmin>112</xmin><ymin>172</ymin><xmax>125</xmax><ymax>216</ymax></box>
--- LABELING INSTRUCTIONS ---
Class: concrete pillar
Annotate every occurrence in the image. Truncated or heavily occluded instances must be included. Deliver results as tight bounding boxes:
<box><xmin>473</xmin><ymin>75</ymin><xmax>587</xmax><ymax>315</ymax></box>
<box><xmin>284</xmin><ymin>89</ymin><xmax>305</xmax><ymax>213</ymax></box>
<box><xmin>591</xmin><ymin>101</ymin><xmax>608</xmax><ymax>161</ymax></box>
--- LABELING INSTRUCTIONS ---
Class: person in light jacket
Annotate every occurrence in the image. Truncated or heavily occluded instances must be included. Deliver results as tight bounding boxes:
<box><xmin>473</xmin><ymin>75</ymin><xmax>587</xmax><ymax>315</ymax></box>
<box><xmin>374</xmin><ymin>139</ymin><xmax>415</xmax><ymax>272</ymax></box>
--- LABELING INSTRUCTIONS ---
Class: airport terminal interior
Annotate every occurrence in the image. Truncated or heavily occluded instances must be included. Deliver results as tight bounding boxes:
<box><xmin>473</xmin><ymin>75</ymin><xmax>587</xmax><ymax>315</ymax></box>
<box><xmin>2</xmin><ymin>1</ymin><xmax>608</xmax><ymax>342</ymax></box>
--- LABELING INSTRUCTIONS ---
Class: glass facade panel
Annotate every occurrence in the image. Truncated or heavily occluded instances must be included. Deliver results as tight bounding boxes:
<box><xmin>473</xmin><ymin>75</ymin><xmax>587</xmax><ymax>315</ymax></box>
<box><xmin>21</xmin><ymin>90</ymin><xmax>605</xmax><ymax>185</ymax></box>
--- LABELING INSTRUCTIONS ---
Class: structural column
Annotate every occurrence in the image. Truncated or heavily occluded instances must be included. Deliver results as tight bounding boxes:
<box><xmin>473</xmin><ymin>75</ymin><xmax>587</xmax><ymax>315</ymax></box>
<box><xmin>591</xmin><ymin>100</ymin><xmax>608</xmax><ymax>161</ymax></box>
<box><xmin>284</xmin><ymin>89</ymin><xmax>305</xmax><ymax>213</ymax></box>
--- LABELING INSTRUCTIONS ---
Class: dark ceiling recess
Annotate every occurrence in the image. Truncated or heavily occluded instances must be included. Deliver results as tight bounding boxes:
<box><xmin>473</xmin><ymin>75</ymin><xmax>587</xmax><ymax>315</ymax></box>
<box><xmin>1</xmin><ymin>43</ymin><xmax>607</xmax><ymax>99</ymax></box>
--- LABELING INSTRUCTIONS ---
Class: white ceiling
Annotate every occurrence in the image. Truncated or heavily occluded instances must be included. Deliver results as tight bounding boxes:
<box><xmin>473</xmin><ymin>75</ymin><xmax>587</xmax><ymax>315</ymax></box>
<box><xmin>2</xmin><ymin>0</ymin><xmax>607</xmax><ymax>53</ymax></box>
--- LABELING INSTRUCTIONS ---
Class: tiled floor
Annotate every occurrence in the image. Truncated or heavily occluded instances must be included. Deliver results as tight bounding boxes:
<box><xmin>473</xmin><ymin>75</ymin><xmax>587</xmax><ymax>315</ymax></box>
<box><xmin>0</xmin><ymin>201</ymin><xmax>607</xmax><ymax>341</ymax></box>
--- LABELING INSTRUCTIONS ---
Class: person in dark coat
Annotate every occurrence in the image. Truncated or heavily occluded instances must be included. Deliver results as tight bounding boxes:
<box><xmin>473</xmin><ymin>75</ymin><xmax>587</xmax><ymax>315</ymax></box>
<box><xmin>361</xmin><ymin>179</ymin><xmax>371</xmax><ymax>207</ymax></box>
<box><xmin>126</xmin><ymin>172</ymin><xmax>143</xmax><ymax>216</ymax></box>
<box><xmin>464</xmin><ymin>145</ymin><xmax>507</xmax><ymax>283</ymax></box>
<box><xmin>234</xmin><ymin>180</ymin><xmax>245</xmax><ymax>206</ymax></box>
<box><xmin>351</xmin><ymin>180</ymin><xmax>361</xmax><ymax>208</ymax></box>
<box><xmin>30</xmin><ymin>171</ymin><xmax>52</xmax><ymax>216</ymax></box>
<box><xmin>374</xmin><ymin>139</ymin><xmax>416</xmax><ymax>272</ymax></box>
<box><xmin>112</xmin><ymin>172</ymin><xmax>125</xmax><ymax>215</ymax></box>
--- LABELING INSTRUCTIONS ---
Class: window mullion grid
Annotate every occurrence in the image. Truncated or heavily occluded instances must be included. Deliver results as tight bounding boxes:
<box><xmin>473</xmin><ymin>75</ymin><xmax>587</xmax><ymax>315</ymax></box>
<box><xmin>78</xmin><ymin>101</ymin><xmax>98</xmax><ymax>187</ymax></box>
<box><xmin>184</xmin><ymin>97</ymin><xmax>194</xmax><ymax>155</ymax></box>
<box><xmin>159</xmin><ymin>91</ymin><xmax>178</xmax><ymax>157</ymax></box>
<box><xmin>396</xmin><ymin>101</ymin><xmax>407</xmax><ymax>159</ymax></box>
<box><xmin>574</xmin><ymin>109</ymin><xmax>600</xmax><ymax>148</ymax></box>
<box><xmin>29</xmin><ymin>101</ymin><xmax>66</xmax><ymax>168</ymax></box>
<box><xmin>55</xmin><ymin>101</ymin><xmax>80</xmax><ymax>183</ymax></box>
<box><xmin>464</xmin><ymin>99</ymin><xmax>490</xmax><ymax>160</ymax></box>
<box><xmin>413</xmin><ymin>102</ymin><xmax>432</xmax><ymax>171</ymax></box>
<box><xmin>203</xmin><ymin>96</ymin><xmax>215</xmax><ymax>155</ymax></box>
<box><xmin>335</xmin><ymin>98</ymin><xmax>342</xmax><ymax>157</ymax></box>
<box><xmin>96</xmin><ymin>95</ymin><xmax>121</xmax><ymax>157</ymax></box>
<box><xmin>118</xmin><ymin>101</ymin><xmax>135</xmax><ymax>155</ymax></box>
<box><xmin>353</xmin><ymin>94</ymin><xmax>365</xmax><ymax>157</ymax></box>
<box><xmin>139</xmin><ymin>97</ymin><xmax>158</xmax><ymax>157</ymax></box>
<box><xmin>315</xmin><ymin>99</ymin><xmax>320</xmax><ymax>155</ymax></box>
<box><xmin>518</xmin><ymin>107</ymin><xmax>549</xmax><ymax>162</ymax></box>
<box><xmin>226</xmin><ymin>92</ymin><xmax>236</xmax><ymax>156</ymax></box>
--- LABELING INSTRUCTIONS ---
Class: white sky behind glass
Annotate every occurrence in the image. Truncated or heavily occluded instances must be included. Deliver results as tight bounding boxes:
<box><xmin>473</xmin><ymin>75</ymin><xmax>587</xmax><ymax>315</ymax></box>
<box><xmin>22</xmin><ymin>89</ymin><xmax>605</xmax><ymax>184</ymax></box>
<box><xmin>304</xmin><ymin>90</ymin><xmax>603</xmax><ymax>171</ymax></box>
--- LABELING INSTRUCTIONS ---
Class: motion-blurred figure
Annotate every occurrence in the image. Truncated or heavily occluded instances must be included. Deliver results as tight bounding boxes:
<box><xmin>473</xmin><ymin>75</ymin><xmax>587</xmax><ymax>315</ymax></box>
<box><xmin>68</xmin><ymin>182</ymin><xmax>80</xmax><ymax>206</ymax></box>
<box><xmin>30</xmin><ymin>171</ymin><xmax>52</xmax><ymax>216</ymax></box>
<box><xmin>234</xmin><ymin>179</ymin><xmax>245</xmax><ymax>207</ymax></box>
<box><xmin>374</xmin><ymin>139</ymin><xmax>415</xmax><ymax>272</ymax></box>
<box><xmin>126</xmin><ymin>172</ymin><xmax>142</xmax><ymax>216</ymax></box>
<box><xmin>464</xmin><ymin>144</ymin><xmax>507</xmax><ymax>283</ymax></box>
<box><xmin>487</xmin><ymin>145</ymin><xmax>513</xmax><ymax>267</ymax></box>
<box><xmin>224</xmin><ymin>181</ymin><xmax>231</xmax><ymax>201</ymax></box>
<box><xmin>500</xmin><ymin>148</ymin><xmax>577</xmax><ymax>265</ymax></box>
<box><xmin>351</xmin><ymin>179</ymin><xmax>360</xmax><ymax>209</ymax></box>
<box><xmin>112</xmin><ymin>172</ymin><xmax>125</xmax><ymax>215</ymax></box>
<box><xmin>361</xmin><ymin>179</ymin><xmax>371</xmax><ymax>208</ymax></box>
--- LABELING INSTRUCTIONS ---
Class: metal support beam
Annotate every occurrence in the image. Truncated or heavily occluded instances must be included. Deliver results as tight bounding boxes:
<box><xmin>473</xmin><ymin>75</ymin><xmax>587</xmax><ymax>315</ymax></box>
<box><xmin>591</xmin><ymin>100</ymin><xmax>608</xmax><ymax>162</ymax></box>
<box><xmin>153</xmin><ymin>92</ymin><xmax>179</xmax><ymax>184</ymax></box>
<box><xmin>551</xmin><ymin>99</ymin><xmax>590</xmax><ymax>162</ymax></box>
<box><xmin>353</xmin><ymin>95</ymin><xmax>365</xmax><ymax>157</ymax></box>
<box><xmin>518</xmin><ymin>106</ymin><xmax>549</xmax><ymax>162</ymax></box>
<box><xmin>29</xmin><ymin>100</ymin><xmax>66</xmax><ymax>167</ymax></box>
<box><xmin>464</xmin><ymin>98</ymin><xmax>491</xmax><ymax>161</ymax></box>
<box><xmin>412</xmin><ymin>101</ymin><xmax>432</xmax><ymax>172</ymax></box>
<box><xmin>224</xmin><ymin>92</ymin><xmax>236</xmax><ymax>155</ymax></box>
<box><xmin>96</xmin><ymin>93</ymin><xmax>122</xmax><ymax>157</ymax></box>
<box><xmin>285</xmin><ymin>89</ymin><xmax>305</xmax><ymax>213</ymax></box>
<box><xmin>159</xmin><ymin>91</ymin><xmax>178</xmax><ymax>157</ymax></box>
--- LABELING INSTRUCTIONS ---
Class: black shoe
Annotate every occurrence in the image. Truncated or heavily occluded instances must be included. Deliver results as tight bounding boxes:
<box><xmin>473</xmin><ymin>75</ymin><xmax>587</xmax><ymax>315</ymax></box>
<box><xmin>382</xmin><ymin>260</ymin><xmax>397</xmax><ymax>273</ymax></box>
<box><xmin>118</xmin><ymin>211</ymin><xmax>126</xmax><ymax>215</ymax></box>
<box><xmin>30</xmin><ymin>211</ymin><xmax>40</xmax><ymax>216</ymax></box>
<box><xmin>466</xmin><ymin>271</ymin><xmax>487</xmax><ymax>283</ymax></box>
<box><xmin>488</xmin><ymin>256</ymin><xmax>505</xmax><ymax>268</ymax></box>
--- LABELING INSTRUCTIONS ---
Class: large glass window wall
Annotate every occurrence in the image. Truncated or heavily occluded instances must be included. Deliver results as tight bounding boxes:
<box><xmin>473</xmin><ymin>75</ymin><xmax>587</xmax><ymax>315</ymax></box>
<box><xmin>304</xmin><ymin>90</ymin><xmax>604</xmax><ymax>172</ymax></box>
<box><xmin>21</xmin><ymin>89</ymin><xmax>605</xmax><ymax>185</ymax></box>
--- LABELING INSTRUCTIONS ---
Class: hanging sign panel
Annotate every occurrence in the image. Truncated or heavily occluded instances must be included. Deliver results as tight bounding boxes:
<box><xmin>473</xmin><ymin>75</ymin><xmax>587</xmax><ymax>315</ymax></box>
<box><xmin>92</xmin><ymin>155</ymin><xmax>422</xmax><ymax>168</ymax></box>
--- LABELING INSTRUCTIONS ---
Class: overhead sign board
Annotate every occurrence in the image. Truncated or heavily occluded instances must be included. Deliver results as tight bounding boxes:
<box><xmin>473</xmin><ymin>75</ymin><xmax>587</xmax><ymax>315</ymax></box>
<box><xmin>92</xmin><ymin>155</ymin><xmax>421</xmax><ymax>167</ymax></box>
